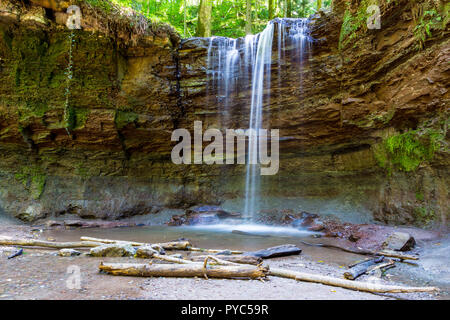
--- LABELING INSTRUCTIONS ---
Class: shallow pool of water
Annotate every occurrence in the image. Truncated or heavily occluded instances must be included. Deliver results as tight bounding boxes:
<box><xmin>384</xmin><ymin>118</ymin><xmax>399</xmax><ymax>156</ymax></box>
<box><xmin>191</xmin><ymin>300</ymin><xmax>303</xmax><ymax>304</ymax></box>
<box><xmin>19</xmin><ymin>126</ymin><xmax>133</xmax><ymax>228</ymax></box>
<box><xmin>43</xmin><ymin>224</ymin><xmax>364</xmax><ymax>267</ymax></box>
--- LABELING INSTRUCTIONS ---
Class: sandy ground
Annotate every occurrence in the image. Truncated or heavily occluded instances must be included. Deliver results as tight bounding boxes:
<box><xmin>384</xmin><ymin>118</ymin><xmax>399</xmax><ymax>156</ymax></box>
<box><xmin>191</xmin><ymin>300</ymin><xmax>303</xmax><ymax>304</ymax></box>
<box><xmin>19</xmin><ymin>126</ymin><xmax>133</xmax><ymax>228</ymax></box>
<box><xmin>0</xmin><ymin>221</ymin><xmax>446</xmax><ymax>300</ymax></box>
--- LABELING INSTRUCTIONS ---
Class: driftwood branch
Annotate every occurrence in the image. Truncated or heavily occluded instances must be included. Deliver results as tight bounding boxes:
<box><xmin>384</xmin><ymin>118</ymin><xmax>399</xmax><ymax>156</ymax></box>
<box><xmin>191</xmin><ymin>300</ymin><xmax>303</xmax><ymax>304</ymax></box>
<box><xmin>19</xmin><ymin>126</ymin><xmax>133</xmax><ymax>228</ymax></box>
<box><xmin>152</xmin><ymin>254</ymin><xmax>196</xmax><ymax>264</ymax></box>
<box><xmin>79</xmin><ymin>236</ymin><xmax>191</xmax><ymax>250</ymax></box>
<box><xmin>99</xmin><ymin>262</ymin><xmax>268</xmax><ymax>279</ymax></box>
<box><xmin>300</xmin><ymin>241</ymin><xmax>419</xmax><ymax>261</ymax></box>
<box><xmin>269</xmin><ymin>267</ymin><xmax>438</xmax><ymax>293</ymax></box>
<box><xmin>190</xmin><ymin>255</ymin><xmax>262</xmax><ymax>265</ymax></box>
<box><xmin>367</xmin><ymin>260</ymin><xmax>396</xmax><ymax>275</ymax></box>
<box><xmin>188</xmin><ymin>247</ymin><xmax>243</xmax><ymax>254</ymax></box>
<box><xmin>80</xmin><ymin>236</ymin><xmax>241</xmax><ymax>253</ymax></box>
<box><xmin>0</xmin><ymin>238</ymin><xmax>99</xmax><ymax>249</ymax></box>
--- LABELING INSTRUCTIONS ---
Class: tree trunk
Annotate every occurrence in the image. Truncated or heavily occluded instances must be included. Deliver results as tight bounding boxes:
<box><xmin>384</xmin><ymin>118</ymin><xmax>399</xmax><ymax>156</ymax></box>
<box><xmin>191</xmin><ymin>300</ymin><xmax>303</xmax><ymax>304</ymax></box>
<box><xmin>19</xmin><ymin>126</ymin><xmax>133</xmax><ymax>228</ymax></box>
<box><xmin>196</xmin><ymin>0</ymin><xmax>212</xmax><ymax>37</ymax></box>
<box><xmin>184</xmin><ymin>0</ymin><xmax>187</xmax><ymax>37</ymax></box>
<box><xmin>99</xmin><ymin>262</ymin><xmax>268</xmax><ymax>279</ymax></box>
<box><xmin>245</xmin><ymin>0</ymin><xmax>252</xmax><ymax>34</ymax></box>
<box><xmin>268</xmin><ymin>0</ymin><xmax>274</xmax><ymax>20</ymax></box>
<box><xmin>286</xmin><ymin>0</ymin><xmax>292</xmax><ymax>17</ymax></box>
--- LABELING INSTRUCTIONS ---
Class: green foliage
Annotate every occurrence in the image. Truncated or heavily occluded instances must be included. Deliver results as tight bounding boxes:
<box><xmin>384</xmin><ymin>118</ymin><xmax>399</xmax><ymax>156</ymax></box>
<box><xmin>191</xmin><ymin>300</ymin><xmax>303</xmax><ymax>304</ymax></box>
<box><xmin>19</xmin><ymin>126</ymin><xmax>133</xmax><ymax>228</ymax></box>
<box><xmin>414</xmin><ymin>206</ymin><xmax>435</xmax><ymax>226</ymax></box>
<box><xmin>375</xmin><ymin>129</ymin><xmax>442</xmax><ymax>173</ymax></box>
<box><xmin>414</xmin><ymin>8</ymin><xmax>446</xmax><ymax>49</ymax></box>
<box><xmin>115</xmin><ymin>110</ymin><xmax>138</xmax><ymax>129</ymax></box>
<box><xmin>96</xmin><ymin>0</ymin><xmax>331</xmax><ymax>38</ymax></box>
<box><xmin>415</xmin><ymin>191</ymin><xmax>424</xmax><ymax>202</ymax></box>
<box><xmin>74</xmin><ymin>108</ymin><xmax>90</xmax><ymax>129</ymax></box>
<box><xmin>17</xmin><ymin>99</ymin><xmax>49</xmax><ymax>124</ymax></box>
<box><xmin>14</xmin><ymin>165</ymin><xmax>47</xmax><ymax>200</ymax></box>
<box><xmin>338</xmin><ymin>0</ymin><xmax>370</xmax><ymax>51</ymax></box>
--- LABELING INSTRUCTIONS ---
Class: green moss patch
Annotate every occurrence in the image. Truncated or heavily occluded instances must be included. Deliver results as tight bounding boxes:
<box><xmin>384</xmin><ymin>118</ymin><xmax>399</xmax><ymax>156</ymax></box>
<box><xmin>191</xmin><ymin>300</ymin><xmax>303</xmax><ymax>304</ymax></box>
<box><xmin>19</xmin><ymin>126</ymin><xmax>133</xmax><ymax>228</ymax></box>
<box><xmin>374</xmin><ymin>129</ymin><xmax>443</xmax><ymax>173</ymax></box>
<box><xmin>414</xmin><ymin>206</ymin><xmax>435</xmax><ymax>226</ymax></box>
<box><xmin>115</xmin><ymin>110</ymin><xmax>138</xmax><ymax>129</ymax></box>
<box><xmin>14</xmin><ymin>165</ymin><xmax>47</xmax><ymax>200</ymax></box>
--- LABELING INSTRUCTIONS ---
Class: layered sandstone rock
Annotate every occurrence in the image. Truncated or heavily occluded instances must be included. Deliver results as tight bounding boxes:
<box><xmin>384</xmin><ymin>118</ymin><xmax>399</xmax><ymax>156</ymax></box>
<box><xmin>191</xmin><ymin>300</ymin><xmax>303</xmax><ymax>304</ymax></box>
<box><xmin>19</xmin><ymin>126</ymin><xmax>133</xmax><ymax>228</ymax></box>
<box><xmin>0</xmin><ymin>0</ymin><xmax>448</xmax><ymax>227</ymax></box>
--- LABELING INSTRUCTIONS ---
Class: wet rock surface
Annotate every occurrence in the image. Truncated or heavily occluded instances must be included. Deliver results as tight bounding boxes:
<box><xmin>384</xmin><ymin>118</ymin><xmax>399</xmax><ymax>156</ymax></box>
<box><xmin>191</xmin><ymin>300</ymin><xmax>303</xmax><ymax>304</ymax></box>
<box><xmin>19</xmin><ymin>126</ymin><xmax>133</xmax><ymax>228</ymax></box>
<box><xmin>383</xmin><ymin>232</ymin><xmax>416</xmax><ymax>252</ymax></box>
<box><xmin>58</xmin><ymin>249</ymin><xmax>81</xmax><ymax>257</ymax></box>
<box><xmin>89</xmin><ymin>243</ymin><xmax>137</xmax><ymax>257</ymax></box>
<box><xmin>245</xmin><ymin>244</ymin><xmax>302</xmax><ymax>259</ymax></box>
<box><xmin>168</xmin><ymin>205</ymin><xmax>240</xmax><ymax>226</ymax></box>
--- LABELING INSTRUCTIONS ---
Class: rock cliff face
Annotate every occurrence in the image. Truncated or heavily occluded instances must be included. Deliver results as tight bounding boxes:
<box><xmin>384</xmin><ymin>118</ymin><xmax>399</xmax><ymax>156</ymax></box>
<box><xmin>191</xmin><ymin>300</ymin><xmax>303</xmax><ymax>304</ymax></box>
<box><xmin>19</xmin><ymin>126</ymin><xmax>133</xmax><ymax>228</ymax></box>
<box><xmin>0</xmin><ymin>0</ymin><xmax>448</xmax><ymax>227</ymax></box>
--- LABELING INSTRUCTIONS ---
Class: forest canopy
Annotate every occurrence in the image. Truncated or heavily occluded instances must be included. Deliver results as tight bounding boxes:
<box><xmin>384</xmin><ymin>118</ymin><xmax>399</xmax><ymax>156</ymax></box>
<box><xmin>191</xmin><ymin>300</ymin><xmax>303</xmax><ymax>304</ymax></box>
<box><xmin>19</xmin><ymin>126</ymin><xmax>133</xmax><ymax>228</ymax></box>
<box><xmin>94</xmin><ymin>0</ymin><xmax>331</xmax><ymax>38</ymax></box>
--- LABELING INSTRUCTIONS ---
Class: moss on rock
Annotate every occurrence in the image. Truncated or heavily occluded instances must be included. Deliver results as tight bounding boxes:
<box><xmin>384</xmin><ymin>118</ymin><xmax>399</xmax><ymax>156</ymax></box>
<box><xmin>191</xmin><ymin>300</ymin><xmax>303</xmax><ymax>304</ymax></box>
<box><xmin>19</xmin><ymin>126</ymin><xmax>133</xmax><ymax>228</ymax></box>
<box><xmin>14</xmin><ymin>165</ymin><xmax>47</xmax><ymax>199</ymax></box>
<box><xmin>115</xmin><ymin>110</ymin><xmax>138</xmax><ymax>129</ymax></box>
<box><xmin>374</xmin><ymin>128</ymin><xmax>444</xmax><ymax>173</ymax></box>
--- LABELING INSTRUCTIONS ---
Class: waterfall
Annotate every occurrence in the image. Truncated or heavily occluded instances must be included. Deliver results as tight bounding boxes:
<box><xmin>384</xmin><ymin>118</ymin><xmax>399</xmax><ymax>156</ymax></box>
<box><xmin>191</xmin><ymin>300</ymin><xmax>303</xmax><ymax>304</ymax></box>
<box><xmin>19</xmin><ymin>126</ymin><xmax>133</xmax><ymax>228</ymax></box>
<box><xmin>207</xmin><ymin>37</ymin><xmax>240</xmax><ymax>127</ymax></box>
<box><xmin>244</xmin><ymin>22</ymin><xmax>274</xmax><ymax>219</ymax></box>
<box><xmin>206</xmin><ymin>19</ymin><xmax>312</xmax><ymax>220</ymax></box>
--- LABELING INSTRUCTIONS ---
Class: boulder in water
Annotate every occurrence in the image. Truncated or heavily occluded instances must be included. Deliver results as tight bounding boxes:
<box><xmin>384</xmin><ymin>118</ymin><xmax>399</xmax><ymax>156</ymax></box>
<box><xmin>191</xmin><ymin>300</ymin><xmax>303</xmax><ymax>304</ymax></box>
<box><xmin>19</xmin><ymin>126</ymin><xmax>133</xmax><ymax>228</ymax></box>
<box><xmin>135</xmin><ymin>245</ymin><xmax>159</xmax><ymax>258</ymax></box>
<box><xmin>89</xmin><ymin>243</ymin><xmax>136</xmax><ymax>257</ymax></box>
<box><xmin>59</xmin><ymin>249</ymin><xmax>81</xmax><ymax>257</ymax></box>
<box><xmin>244</xmin><ymin>244</ymin><xmax>302</xmax><ymax>259</ymax></box>
<box><xmin>168</xmin><ymin>205</ymin><xmax>240</xmax><ymax>226</ymax></box>
<box><xmin>383</xmin><ymin>232</ymin><xmax>416</xmax><ymax>251</ymax></box>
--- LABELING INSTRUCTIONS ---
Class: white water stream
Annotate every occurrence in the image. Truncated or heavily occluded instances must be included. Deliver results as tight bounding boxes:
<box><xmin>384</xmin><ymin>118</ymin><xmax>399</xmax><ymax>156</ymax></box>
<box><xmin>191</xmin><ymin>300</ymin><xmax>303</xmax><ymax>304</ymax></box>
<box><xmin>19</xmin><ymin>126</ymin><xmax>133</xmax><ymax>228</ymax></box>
<box><xmin>207</xmin><ymin>19</ymin><xmax>312</xmax><ymax>220</ymax></box>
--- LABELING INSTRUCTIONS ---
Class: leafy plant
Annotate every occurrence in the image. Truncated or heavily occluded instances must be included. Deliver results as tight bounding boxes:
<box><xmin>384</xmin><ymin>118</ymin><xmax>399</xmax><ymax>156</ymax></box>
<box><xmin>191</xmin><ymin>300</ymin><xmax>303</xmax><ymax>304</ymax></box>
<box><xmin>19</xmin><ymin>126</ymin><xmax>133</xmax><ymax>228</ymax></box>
<box><xmin>412</xmin><ymin>0</ymin><xmax>448</xmax><ymax>49</ymax></box>
<box><xmin>375</xmin><ymin>129</ymin><xmax>442</xmax><ymax>173</ymax></box>
<box><xmin>338</xmin><ymin>0</ymin><xmax>370</xmax><ymax>51</ymax></box>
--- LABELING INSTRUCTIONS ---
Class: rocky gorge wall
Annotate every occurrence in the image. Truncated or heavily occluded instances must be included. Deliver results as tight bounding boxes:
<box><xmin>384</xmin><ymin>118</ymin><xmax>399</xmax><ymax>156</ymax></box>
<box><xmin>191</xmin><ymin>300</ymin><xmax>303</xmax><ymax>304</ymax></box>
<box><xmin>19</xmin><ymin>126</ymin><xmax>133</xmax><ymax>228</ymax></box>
<box><xmin>0</xmin><ymin>0</ymin><xmax>448</xmax><ymax>228</ymax></box>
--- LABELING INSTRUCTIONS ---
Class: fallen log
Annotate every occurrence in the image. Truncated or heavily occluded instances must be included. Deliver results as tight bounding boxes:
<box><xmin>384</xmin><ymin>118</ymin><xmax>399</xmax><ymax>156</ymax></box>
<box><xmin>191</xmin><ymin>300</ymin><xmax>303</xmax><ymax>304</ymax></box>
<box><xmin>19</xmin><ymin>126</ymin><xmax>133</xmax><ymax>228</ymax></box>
<box><xmin>190</xmin><ymin>255</ymin><xmax>262</xmax><ymax>265</ymax></box>
<box><xmin>377</xmin><ymin>250</ymin><xmax>418</xmax><ymax>261</ymax></box>
<box><xmin>348</xmin><ymin>258</ymin><xmax>372</xmax><ymax>268</ymax></box>
<box><xmin>79</xmin><ymin>236</ymin><xmax>191</xmax><ymax>250</ymax></box>
<box><xmin>80</xmin><ymin>236</ymin><xmax>241</xmax><ymax>253</ymax></box>
<box><xmin>245</xmin><ymin>244</ymin><xmax>302</xmax><ymax>259</ymax></box>
<box><xmin>367</xmin><ymin>260</ymin><xmax>396</xmax><ymax>275</ymax></box>
<box><xmin>300</xmin><ymin>241</ymin><xmax>418</xmax><ymax>261</ymax></box>
<box><xmin>0</xmin><ymin>238</ymin><xmax>99</xmax><ymax>249</ymax></box>
<box><xmin>269</xmin><ymin>267</ymin><xmax>439</xmax><ymax>293</ymax></box>
<box><xmin>344</xmin><ymin>256</ymin><xmax>385</xmax><ymax>280</ymax></box>
<box><xmin>188</xmin><ymin>247</ymin><xmax>243</xmax><ymax>254</ymax></box>
<box><xmin>99</xmin><ymin>262</ymin><xmax>268</xmax><ymax>279</ymax></box>
<box><xmin>151</xmin><ymin>253</ymin><xmax>239</xmax><ymax>267</ymax></box>
<box><xmin>152</xmin><ymin>253</ymin><xmax>197</xmax><ymax>264</ymax></box>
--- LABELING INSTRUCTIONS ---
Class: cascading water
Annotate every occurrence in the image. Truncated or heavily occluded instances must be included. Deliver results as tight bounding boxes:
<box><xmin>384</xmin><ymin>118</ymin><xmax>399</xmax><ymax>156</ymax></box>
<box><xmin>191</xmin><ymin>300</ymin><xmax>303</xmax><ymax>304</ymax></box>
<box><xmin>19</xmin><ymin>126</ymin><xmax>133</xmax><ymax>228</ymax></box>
<box><xmin>206</xmin><ymin>18</ymin><xmax>312</xmax><ymax>221</ymax></box>
<box><xmin>207</xmin><ymin>37</ymin><xmax>240</xmax><ymax>127</ymax></box>
<box><xmin>244</xmin><ymin>22</ymin><xmax>274</xmax><ymax>219</ymax></box>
